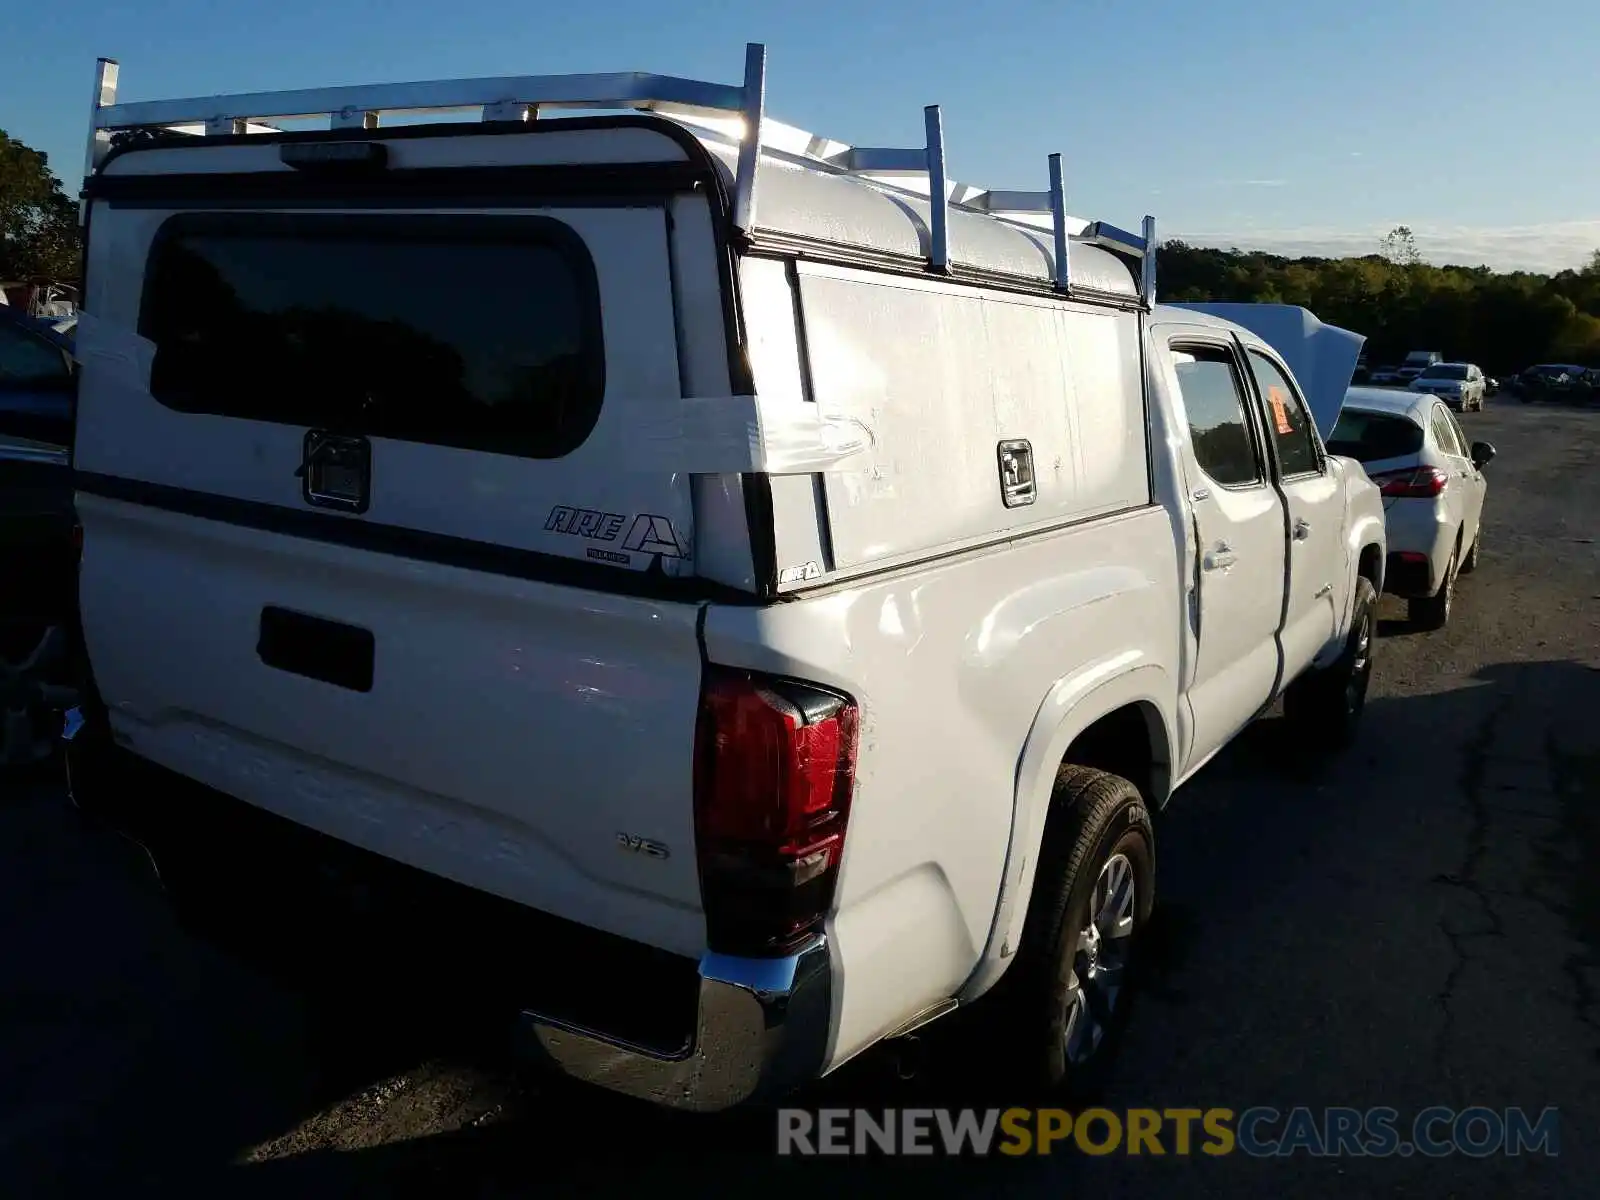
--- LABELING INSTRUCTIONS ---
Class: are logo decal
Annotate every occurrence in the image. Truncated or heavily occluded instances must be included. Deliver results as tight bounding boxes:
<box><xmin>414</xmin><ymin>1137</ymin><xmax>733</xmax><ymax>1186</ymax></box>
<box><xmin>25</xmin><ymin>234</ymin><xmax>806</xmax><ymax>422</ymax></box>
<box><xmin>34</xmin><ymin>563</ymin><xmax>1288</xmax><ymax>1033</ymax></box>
<box><xmin>546</xmin><ymin>505</ymin><xmax>626</xmax><ymax>540</ymax></box>
<box><xmin>544</xmin><ymin>506</ymin><xmax>687</xmax><ymax>560</ymax></box>
<box><xmin>621</xmin><ymin>514</ymin><xmax>686</xmax><ymax>559</ymax></box>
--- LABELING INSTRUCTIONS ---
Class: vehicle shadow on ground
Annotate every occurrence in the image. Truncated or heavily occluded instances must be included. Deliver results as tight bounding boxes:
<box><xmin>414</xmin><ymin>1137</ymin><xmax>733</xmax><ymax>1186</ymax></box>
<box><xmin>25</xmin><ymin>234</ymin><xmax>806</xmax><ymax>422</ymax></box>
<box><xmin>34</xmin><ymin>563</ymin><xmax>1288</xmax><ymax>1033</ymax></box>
<box><xmin>6</xmin><ymin>659</ymin><xmax>1597</xmax><ymax>1199</ymax></box>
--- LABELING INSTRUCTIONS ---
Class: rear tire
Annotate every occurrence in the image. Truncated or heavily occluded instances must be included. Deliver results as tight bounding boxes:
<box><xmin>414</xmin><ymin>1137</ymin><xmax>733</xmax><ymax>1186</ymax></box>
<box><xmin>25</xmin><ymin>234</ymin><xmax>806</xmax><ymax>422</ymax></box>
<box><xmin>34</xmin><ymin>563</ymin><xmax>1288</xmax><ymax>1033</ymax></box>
<box><xmin>1409</xmin><ymin>542</ymin><xmax>1458</xmax><ymax>631</ymax></box>
<box><xmin>979</xmin><ymin>766</ymin><xmax>1155</xmax><ymax>1100</ymax></box>
<box><xmin>1459</xmin><ymin>528</ymin><xmax>1480</xmax><ymax>575</ymax></box>
<box><xmin>1283</xmin><ymin>575</ymin><xmax>1377</xmax><ymax>752</ymax></box>
<box><xmin>0</xmin><ymin>622</ymin><xmax>76</xmax><ymax>771</ymax></box>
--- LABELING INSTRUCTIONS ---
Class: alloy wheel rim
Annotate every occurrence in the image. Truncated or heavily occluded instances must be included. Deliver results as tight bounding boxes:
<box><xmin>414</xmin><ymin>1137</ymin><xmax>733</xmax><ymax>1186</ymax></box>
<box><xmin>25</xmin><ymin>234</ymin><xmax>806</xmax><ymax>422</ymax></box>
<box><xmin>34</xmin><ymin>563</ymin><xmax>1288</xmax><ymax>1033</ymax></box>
<box><xmin>1062</xmin><ymin>852</ymin><xmax>1137</xmax><ymax>1065</ymax></box>
<box><xmin>1346</xmin><ymin>610</ymin><xmax>1373</xmax><ymax>714</ymax></box>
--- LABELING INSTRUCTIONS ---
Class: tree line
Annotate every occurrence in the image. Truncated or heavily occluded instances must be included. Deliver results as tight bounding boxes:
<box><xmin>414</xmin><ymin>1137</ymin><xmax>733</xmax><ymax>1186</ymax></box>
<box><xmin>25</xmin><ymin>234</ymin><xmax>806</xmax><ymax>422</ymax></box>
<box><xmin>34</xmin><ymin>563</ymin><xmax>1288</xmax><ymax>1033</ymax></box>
<box><xmin>1158</xmin><ymin>229</ymin><xmax>1600</xmax><ymax>375</ymax></box>
<box><xmin>1</xmin><ymin>131</ymin><xmax>79</xmax><ymax>286</ymax></box>
<box><xmin>6</xmin><ymin>128</ymin><xmax>1599</xmax><ymax>373</ymax></box>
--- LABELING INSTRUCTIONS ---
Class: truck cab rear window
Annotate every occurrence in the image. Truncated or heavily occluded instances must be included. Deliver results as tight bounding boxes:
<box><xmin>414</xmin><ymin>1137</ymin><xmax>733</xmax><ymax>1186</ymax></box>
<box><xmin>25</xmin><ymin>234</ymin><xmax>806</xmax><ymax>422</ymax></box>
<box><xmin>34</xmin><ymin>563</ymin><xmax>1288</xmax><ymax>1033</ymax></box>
<box><xmin>140</xmin><ymin>213</ymin><xmax>604</xmax><ymax>458</ymax></box>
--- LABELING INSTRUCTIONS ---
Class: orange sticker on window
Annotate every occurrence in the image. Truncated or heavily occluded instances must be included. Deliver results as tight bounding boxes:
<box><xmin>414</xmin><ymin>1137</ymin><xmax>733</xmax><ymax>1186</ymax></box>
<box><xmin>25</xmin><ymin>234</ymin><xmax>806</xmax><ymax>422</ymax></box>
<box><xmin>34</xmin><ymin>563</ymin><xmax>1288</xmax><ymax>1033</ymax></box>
<box><xmin>1268</xmin><ymin>385</ymin><xmax>1293</xmax><ymax>435</ymax></box>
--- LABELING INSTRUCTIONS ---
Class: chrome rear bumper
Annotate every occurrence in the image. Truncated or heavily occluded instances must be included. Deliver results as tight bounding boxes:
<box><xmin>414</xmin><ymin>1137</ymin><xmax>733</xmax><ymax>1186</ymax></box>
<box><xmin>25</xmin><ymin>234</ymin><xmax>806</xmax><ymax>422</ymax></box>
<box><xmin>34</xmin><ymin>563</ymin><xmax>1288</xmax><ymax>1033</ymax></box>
<box><xmin>517</xmin><ymin>936</ymin><xmax>832</xmax><ymax>1113</ymax></box>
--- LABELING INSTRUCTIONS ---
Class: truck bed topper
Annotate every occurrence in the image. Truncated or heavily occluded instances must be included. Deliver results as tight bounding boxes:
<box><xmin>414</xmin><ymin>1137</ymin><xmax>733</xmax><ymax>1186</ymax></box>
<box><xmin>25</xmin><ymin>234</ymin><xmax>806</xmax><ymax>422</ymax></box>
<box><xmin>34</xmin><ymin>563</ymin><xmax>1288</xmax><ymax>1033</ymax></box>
<box><xmin>82</xmin><ymin>43</ymin><xmax>1156</xmax><ymax>305</ymax></box>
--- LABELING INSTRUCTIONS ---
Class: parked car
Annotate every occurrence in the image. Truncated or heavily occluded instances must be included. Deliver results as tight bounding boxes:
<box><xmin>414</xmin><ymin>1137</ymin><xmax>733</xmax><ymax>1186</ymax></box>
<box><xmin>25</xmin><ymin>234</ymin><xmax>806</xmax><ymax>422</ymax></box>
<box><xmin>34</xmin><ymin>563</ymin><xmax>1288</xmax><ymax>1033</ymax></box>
<box><xmin>0</xmin><ymin>305</ymin><xmax>80</xmax><ymax>765</ymax></box>
<box><xmin>63</xmin><ymin>45</ymin><xmax>1389</xmax><ymax>1109</ymax></box>
<box><xmin>1367</xmin><ymin>364</ymin><xmax>1406</xmax><ymax>387</ymax></box>
<box><xmin>1511</xmin><ymin>363</ymin><xmax>1585</xmax><ymax>402</ymax></box>
<box><xmin>1328</xmin><ymin>387</ymin><xmax>1494</xmax><ymax>630</ymax></box>
<box><xmin>1409</xmin><ymin>361</ymin><xmax>1487</xmax><ymax>411</ymax></box>
<box><xmin>1395</xmin><ymin>350</ymin><xmax>1444</xmax><ymax>384</ymax></box>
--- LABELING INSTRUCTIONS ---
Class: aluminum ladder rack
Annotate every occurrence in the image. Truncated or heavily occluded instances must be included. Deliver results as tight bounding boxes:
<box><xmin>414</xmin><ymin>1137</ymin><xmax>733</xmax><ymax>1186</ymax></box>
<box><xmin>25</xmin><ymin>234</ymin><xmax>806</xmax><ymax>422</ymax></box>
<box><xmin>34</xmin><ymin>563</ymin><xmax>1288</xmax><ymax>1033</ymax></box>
<box><xmin>83</xmin><ymin>43</ymin><xmax>1157</xmax><ymax>305</ymax></box>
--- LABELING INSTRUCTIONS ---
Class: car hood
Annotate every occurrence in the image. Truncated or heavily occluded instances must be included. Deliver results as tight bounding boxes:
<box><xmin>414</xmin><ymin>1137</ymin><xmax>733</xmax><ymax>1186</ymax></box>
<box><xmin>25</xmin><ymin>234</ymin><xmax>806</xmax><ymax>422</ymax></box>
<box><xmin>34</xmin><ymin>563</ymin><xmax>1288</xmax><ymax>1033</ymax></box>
<box><xmin>0</xmin><ymin>309</ymin><xmax>76</xmax><ymax>358</ymax></box>
<box><xmin>1172</xmin><ymin>303</ymin><xmax>1366</xmax><ymax>440</ymax></box>
<box><xmin>1412</xmin><ymin>378</ymin><xmax>1463</xmax><ymax>389</ymax></box>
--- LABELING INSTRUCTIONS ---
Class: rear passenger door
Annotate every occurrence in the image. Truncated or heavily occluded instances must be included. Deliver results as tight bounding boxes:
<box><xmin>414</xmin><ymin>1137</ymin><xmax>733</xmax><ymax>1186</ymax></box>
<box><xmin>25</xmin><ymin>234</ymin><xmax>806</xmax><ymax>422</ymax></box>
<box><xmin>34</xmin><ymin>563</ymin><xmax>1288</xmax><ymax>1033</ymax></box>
<box><xmin>1431</xmin><ymin>403</ymin><xmax>1483</xmax><ymax>549</ymax></box>
<box><xmin>1243</xmin><ymin>346</ymin><xmax>1344</xmax><ymax>679</ymax></box>
<box><xmin>1164</xmin><ymin>338</ymin><xmax>1287</xmax><ymax>766</ymax></box>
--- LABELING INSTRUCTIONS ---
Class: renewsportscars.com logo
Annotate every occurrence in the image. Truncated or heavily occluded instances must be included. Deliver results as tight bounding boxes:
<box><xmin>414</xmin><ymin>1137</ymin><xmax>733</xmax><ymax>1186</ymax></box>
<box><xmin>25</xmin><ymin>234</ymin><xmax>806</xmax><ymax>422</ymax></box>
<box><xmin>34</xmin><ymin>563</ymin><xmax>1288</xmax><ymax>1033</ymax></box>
<box><xmin>776</xmin><ymin>1106</ymin><xmax>1561</xmax><ymax>1158</ymax></box>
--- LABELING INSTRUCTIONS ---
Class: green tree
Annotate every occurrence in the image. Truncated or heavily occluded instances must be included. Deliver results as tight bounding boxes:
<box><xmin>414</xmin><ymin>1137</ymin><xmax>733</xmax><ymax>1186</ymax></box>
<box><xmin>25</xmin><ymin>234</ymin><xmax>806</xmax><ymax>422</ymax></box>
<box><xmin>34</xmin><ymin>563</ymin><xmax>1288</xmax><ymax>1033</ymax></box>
<box><xmin>1380</xmin><ymin>225</ymin><xmax>1422</xmax><ymax>267</ymax></box>
<box><xmin>0</xmin><ymin>131</ymin><xmax>81</xmax><ymax>283</ymax></box>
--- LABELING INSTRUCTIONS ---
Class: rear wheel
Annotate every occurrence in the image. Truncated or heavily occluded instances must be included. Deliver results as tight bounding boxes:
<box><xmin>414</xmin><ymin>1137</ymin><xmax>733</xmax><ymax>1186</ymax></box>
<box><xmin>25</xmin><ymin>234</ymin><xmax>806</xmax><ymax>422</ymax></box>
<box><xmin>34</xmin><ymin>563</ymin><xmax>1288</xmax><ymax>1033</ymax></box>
<box><xmin>1409</xmin><ymin>542</ymin><xmax>1459</xmax><ymax>631</ymax></box>
<box><xmin>1459</xmin><ymin>527</ymin><xmax>1481</xmax><ymax>574</ymax></box>
<box><xmin>1284</xmin><ymin>575</ymin><xmax>1377</xmax><ymax>751</ymax></box>
<box><xmin>980</xmin><ymin>765</ymin><xmax>1155</xmax><ymax>1099</ymax></box>
<box><xmin>0</xmin><ymin>623</ymin><xmax>77</xmax><ymax>770</ymax></box>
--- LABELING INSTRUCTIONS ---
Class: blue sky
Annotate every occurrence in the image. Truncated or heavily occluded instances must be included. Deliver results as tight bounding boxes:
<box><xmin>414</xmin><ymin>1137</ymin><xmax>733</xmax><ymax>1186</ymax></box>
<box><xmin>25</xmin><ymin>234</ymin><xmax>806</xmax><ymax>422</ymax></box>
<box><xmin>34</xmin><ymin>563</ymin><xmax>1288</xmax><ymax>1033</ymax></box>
<box><xmin>5</xmin><ymin>0</ymin><xmax>1597</xmax><ymax>271</ymax></box>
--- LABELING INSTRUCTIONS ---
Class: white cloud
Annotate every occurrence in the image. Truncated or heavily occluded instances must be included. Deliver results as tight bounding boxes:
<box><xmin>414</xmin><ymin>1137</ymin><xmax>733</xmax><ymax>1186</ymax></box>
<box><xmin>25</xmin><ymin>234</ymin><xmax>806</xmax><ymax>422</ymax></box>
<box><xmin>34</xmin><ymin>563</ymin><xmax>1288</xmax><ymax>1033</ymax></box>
<box><xmin>1170</xmin><ymin>220</ymin><xmax>1600</xmax><ymax>274</ymax></box>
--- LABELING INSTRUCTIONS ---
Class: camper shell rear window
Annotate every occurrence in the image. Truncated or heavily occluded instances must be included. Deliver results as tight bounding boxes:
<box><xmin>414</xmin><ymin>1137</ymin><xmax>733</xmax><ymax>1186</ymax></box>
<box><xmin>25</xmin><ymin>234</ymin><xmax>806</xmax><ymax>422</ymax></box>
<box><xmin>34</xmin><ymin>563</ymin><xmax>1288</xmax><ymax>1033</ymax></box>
<box><xmin>139</xmin><ymin>212</ymin><xmax>605</xmax><ymax>459</ymax></box>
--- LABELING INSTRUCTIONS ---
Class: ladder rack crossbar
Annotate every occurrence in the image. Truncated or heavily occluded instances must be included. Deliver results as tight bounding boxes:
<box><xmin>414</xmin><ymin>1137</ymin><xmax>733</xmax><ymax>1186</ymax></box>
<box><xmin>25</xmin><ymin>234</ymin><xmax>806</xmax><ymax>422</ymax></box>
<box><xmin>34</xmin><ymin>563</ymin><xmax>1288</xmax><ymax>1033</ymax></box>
<box><xmin>826</xmin><ymin>147</ymin><xmax>930</xmax><ymax>175</ymax></box>
<box><xmin>93</xmin><ymin>72</ymin><xmax>750</xmax><ymax>133</ymax></box>
<box><xmin>966</xmin><ymin>190</ymin><xmax>1055</xmax><ymax>215</ymax></box>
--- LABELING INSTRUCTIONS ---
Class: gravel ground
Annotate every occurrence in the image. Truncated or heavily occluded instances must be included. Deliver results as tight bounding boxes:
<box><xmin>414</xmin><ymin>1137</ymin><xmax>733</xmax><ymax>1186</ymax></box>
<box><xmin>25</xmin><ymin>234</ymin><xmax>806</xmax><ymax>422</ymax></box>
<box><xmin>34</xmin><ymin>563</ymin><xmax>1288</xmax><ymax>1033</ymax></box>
<box><xmin>2</xmin><ymin>400</ymin><xmax>1597</xmax><ymax>1198</ymax></box>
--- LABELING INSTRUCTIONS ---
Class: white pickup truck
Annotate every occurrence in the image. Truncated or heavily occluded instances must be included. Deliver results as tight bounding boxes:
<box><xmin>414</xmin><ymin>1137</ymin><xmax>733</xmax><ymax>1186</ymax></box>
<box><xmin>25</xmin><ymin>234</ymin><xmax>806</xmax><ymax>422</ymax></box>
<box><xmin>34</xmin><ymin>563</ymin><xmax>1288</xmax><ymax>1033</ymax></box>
<box><xmin>64</xmin><ymin>46</ymin><xmax>1386</xmax><ymax>1110</ymax></box>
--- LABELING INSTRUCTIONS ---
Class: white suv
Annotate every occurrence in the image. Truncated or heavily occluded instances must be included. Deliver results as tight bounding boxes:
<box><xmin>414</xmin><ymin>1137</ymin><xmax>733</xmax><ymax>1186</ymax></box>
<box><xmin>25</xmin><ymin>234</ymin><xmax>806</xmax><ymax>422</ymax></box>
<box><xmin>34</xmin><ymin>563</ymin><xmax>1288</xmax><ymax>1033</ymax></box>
<box><xmin>1409</xmin><ymin>361</ymin><xmax>1487</xmax><ymax>411</ymax></box>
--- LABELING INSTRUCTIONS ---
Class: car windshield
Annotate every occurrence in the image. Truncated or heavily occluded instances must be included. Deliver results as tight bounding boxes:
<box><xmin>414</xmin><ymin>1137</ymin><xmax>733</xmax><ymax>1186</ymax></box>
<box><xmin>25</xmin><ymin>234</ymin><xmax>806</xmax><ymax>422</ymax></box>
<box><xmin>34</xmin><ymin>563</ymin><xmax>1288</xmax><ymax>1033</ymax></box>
<box><xmin>1418</xmin><ymin>364</ymin><xmax>1468</xmax><ymax>380</ymax></box>
<box><xmin>1327</xmin><ymin>408</ymin><xmax>1425</xmax><ymax>463</ymax></box>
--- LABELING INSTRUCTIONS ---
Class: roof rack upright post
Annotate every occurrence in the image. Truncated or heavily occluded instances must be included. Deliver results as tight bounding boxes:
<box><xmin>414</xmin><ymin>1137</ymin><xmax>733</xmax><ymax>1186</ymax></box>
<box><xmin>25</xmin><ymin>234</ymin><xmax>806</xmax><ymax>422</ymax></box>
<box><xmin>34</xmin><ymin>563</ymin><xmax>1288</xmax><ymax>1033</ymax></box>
<box><xmin>1047</xmin><ymin>153</ymin><xmax>1069</xmax><ymax>293</ymax></box>
<box><xmin>924</xmin><ymin>105</ymin><xmax>949</xmax><ymax>273</ymax></box>
<box><xmin>81</xmin><ymin>56</ymin><xmax>118</xmax><ymax>223</ymax></box>
<box><xmin>1140</xmin><ymin>215</ymin><xmax>1158</xmax><ymax>307</ymax></box>
<box><xmin>731</xmin><ymin>42</ymin><xmax>768</xmax><ymax>237</ymax></box>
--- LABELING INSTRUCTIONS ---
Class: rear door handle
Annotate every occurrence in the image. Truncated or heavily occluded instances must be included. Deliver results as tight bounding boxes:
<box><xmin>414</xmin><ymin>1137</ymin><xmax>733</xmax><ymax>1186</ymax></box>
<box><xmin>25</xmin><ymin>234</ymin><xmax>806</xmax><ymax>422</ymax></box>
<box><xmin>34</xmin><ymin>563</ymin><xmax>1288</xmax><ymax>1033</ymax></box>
<box><xmin>1293</xmin><ymin>519</ymin><xmax>1312</xmax><ymax>541</ymax></box>
<box><xmin>1203</xmin><ymin>544</ymin><xmax>1237</xmax><ymax>571</ymax></box>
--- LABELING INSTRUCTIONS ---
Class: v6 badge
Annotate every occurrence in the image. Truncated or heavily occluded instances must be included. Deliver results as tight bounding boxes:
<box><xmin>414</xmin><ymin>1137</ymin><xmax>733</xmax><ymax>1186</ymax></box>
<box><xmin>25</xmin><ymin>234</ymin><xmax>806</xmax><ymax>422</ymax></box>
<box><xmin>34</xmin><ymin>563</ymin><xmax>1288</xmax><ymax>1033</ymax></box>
<box><xmin>617</xmin><ymin>832</ymin><xmax>670</xmax><ymax>860</ymax></box>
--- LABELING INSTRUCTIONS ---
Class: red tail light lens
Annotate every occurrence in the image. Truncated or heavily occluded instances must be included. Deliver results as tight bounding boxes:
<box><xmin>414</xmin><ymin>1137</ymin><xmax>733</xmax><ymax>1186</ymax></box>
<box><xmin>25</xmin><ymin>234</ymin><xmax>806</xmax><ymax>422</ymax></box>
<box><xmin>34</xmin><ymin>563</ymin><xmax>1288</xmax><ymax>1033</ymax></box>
<box><xmin>1374</xmin><ymin>466</ymin><xmax>1448</xmax><ymax>498</ymax></box>
<box><xmin>693</xmin><ymin>667</ymin><xmax>859</xmax><ymax>957</ymax></box>
<box><xmin>72</xmin><ymin>522</ymin><xmax>83</xmax><ymax>562</ymax></box>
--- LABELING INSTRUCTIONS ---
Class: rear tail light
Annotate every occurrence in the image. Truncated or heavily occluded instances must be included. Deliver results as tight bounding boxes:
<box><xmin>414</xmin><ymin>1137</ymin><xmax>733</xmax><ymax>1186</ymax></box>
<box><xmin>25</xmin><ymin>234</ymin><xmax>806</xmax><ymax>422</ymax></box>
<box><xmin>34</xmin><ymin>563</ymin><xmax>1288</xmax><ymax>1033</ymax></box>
<box><xmin>72</xmin><ymin>522</ymin><xmax>83</xmax><ymax>563</ymax></box>
<box><xmin>693</xmin><ymin>666</ymin><xmax>860</xmax><ymax>958</ymax></box>
<box><xmin>1373</xmin><ymin>466</ymin><xmax>1448</xmax><ymax>498</ymax></box>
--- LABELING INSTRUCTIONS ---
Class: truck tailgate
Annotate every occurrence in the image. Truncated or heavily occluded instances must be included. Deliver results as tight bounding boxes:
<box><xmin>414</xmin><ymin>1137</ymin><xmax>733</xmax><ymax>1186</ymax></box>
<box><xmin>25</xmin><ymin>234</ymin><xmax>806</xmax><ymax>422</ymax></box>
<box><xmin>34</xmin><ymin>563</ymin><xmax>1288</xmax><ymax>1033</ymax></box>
<box><xmin>78</xmin><ymin>491</ymin><xmax>709</xmax><ymax>957</ymax></box>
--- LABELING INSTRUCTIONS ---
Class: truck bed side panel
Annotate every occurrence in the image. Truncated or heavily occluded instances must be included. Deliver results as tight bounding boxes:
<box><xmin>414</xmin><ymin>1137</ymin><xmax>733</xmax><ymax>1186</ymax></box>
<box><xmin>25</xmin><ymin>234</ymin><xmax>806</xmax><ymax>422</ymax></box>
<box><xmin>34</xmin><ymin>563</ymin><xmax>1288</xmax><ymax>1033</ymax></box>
<box><xmin>701</xmin><ymin>506</ymin><xmax>1181</xmax><ymax>1069</ymax></box>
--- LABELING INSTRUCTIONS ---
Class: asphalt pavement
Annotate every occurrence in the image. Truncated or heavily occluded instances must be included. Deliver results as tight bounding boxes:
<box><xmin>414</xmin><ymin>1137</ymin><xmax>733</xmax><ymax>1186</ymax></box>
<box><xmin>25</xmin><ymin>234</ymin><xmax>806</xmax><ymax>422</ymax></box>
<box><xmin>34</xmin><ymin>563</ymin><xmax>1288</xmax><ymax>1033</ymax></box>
<box><xmin>2</xmin><ymin>400</ymin><xmax>1597</xmax><ymax>1198</ymax></box>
